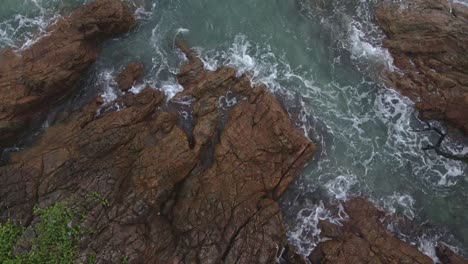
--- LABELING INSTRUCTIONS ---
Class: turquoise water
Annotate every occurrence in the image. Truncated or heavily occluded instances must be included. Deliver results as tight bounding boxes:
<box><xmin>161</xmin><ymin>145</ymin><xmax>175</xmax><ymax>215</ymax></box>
<box><xmin>1</xmin><ymin>0</ymin><xmax>467</xmax><ymax>260</ymax></box>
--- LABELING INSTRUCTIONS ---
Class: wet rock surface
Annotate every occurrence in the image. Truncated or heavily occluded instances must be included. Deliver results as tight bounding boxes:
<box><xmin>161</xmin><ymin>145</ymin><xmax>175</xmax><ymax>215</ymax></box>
<box><xmin>117</xmin><ymin>62</ymin><xmax>145</xmax><ymax>91</ymax></box>
<box><xmin>309</xmin><ymin>198</ymin><xmax>433</xmax><ymax>264</ymax></box>
<box><xmin>437</xmin><ymin>244</ymin><xmax>468</xmax><ymax>264</ymax></box>
<box><xmin>0</xmin><ymin>39</ymin><xmax>315</xmax><ymax>263</ymax></box>
<box><xmin>307</xmin><ymin>198</ymin><xmax>468</xmax><ymax>264</ymax></box>
<box><xmin>0</xmin><ymin>0</ymin><xmax>135</xmax><ymax>149</ymax></box>
<box><xmin>376</xmin><ymin>0</ymin><xmax>468</xmax><ymax>134</ymax></box>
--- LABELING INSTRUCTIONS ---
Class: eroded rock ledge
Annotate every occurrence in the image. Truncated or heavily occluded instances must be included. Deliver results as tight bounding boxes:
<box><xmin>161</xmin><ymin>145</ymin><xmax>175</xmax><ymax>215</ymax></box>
<box><xmin>376</xmin><ymin>0</ymin><xmax>468</xmax><ymax>134</ymax></box>
<box><xmin>0</xmin><ymin>38</ymin><xmax>315</xmax><ymax>262</ymax></box>
<box><xmin>0</xmin><ymin>0</ymin><xmax>135</xmax><ymax>149</ymax></box>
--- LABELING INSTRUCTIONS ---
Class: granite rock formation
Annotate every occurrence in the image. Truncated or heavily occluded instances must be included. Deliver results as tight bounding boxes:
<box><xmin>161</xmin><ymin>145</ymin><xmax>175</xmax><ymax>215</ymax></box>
<box><xmin>307</xmin><ymin>198</ymin><xmax>468</xmax><ymax>264</ymax></box>
<box><xmin>2</xmin><ymin>0</ymin><xmax>468</xmax><ymax>263</ymax></box>
<box><xmin>0</xmin><ymin>0</ymin><xmax>135</xmax><ymax>149</ymax></box>
<box><xmin>0</xmin><ymin>39</ymin><xmax>315</xmax><ymax>263</ymax></box>
<box><xmin>117</xmin><ymin>62</ymin><xmax>145</xmax><ymax>92</ymax></box>
<box><xmin>376</xmin><ymin>0</ymin><xmax>468</xmax><ymax>133</ymax></box>
<box><xmin>309</xmin><ymin>198</ymin><xmax>433</xmax><ymax>264</ymax></box>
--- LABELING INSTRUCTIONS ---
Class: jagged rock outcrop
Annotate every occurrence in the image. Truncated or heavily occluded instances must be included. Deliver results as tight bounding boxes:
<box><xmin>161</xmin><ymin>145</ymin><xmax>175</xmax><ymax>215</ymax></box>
<box><xmin>0</xmin><ymin>39</ymin><xmax>315</xmax><ymax>263</ymax></box>
<box><xmin>0</xmin><ymin>0</ymin><xmax>135</xmax><ymax>149</ymax></box>
<box><xmin>117</xmin><ymin>62</ymin><xmax>145</xmax><ymax>91</ymax></box>
<box><xmin>308</xmin><ymin>198</ymin><xmax>433</xmax><ymax>263</ymax></box>
<box><xmin>376</xmin><ymin>0</ymin><xmax>468</xmax><ymax>133</ymax></box>
<box><xmin>306</xmin><ymin>198</ymin><xmax>468</xmax><ymax>264</ymax></box>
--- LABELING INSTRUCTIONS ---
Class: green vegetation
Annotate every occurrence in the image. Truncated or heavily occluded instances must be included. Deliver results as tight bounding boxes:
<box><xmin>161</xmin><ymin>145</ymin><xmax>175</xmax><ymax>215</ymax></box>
<box><xmin>0</xmin><ymin>221</ymin><xmax>23</xmax><ymax>262</ymax></box>
<box><xmin>0</xmin><ymin>201</ymin><xmax>82</xmax><ymax>264</ymax></box>
<box><xmin>86</xmin><ymin>192</ymin><xmax>110</xmax><ymax>207</ymax></box>
<box><xmin>0</xmin><ymin>192</ymin><xmax>111</xmax><ymax>263</ymax></box>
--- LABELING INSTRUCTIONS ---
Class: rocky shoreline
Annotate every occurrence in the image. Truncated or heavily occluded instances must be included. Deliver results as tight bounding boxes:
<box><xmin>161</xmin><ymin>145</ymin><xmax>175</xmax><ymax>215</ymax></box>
<box><xmin>0</xmin><ymin>0</ymin><xmax>467</xmax><ymax>263</ymax></box>
<box><xmin>0</xmin><ymin>0</ymin><xmax>135</xmax><ymax>150</ymax></box>
<box><xmin>376</xmin><ymin>0</ymin><xmax>468</xmax><ymax>135</ymax></box>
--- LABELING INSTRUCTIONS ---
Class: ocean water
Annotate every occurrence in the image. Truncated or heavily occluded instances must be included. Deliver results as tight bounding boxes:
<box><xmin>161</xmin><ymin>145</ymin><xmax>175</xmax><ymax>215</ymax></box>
<box><xmin>1</xmin><ymin>0</ymin><xmax>467</xmax><ymax>261</ymax></box>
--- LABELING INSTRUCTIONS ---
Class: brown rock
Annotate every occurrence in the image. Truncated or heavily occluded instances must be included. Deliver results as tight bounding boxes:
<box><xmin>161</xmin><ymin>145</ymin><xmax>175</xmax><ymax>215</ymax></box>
<box><xmin>0</xmin><ymin>41</ymin><xmax>315</xmax><ymax>263</ymax></box>
<box><xmin>376</xmin><ymin>0</ymin><xmax>468</xmax><ymax>134</ymax></box>
<box><xmin>116</xmin><ymin>62</ymin><xmax>145</xmax><ymax>91</ymax></box>
<box><xmin>310</xmin><ymin>198</ymin><xmax>434</xmax><ymax>264</ymax></box>
<box><xmin>0</xmin><ymin>0</ymin><xmax>135</xmax><ymax>149</ymax></box>
<box><xmin>437</xmin><ymin>244</ymin><xmax>468</xmax><ymax>264</ymax></box>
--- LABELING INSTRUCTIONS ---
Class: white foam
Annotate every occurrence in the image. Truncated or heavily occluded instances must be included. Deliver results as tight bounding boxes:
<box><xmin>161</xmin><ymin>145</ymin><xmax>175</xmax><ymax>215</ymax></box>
<box><xmin>453</xmin><ymin>0</ymin><xmax>468</xmax><ymax>7</ymax></box>
<box><xmin>418</xmin><ymin>235</ymin><xmax>441</xmax><ymax>263</ymax></box>
<box><xmin>218</xmin><ymin>91</ymin><xmax>239</xmax><ymax>110</ymax></box>
<box><xmin>134</xmin><ymin>6</ymin><xmax>153</xmax><ymax>21</ymax></box>
<box><xmin>196</xmin><ymin>34</ymin><xmax>282</xmax><ymax>93</ymax></box>
<box><xmin>161</xmin><ymin>82</ymin><xmax>184</xmax><ymax>100</ymax></box>
<box><xmin>287</xmin><ymin>201</ymin><xmax>344</xmax><ymax>257</ymax></box>
<box><xmin>225</xmin><ymin>35</ymin><xmax>257</xmax><ymax>75</ymax></box>
<box><xmin>348</xmin><ymin>21</ymin><xmax>395</xmax><ymax>71</ymax></box>
<box><xmin>0</xmin><ymin>1</ymin><xmax>61</xmax><ymax>51</ymax></box>
<box><xmin>145</xmin><ymin>18</ymin><xmax>186</xmax><ymax>93</ymax></box>
<box><xmin>444</xmin><ymin>144</ymin><xmax>468</xmax><ymax>156</ymax></box>
<box><xmin>174</xmin><ymin>27</ymin><xmax>190</xmax><ymax>47</ymax></box>
<box><xmin>193</xmin><ymin>47</ymin><xmax>218</xmax><ymax>71</ymax></box>
<box><xmin>382</xmin><ymin>192</ymin><xmax>416</xmax><ymax>219</ymax></box>
<box><xmin>438</xmin><ymin>163</ymin><xmax>463</xmax><ymax>186</ymax></box>
<box><xmin>373</xmin><ymin>88</ymin><xmax>465</xmax><ymax>186</ymax></box>
<box><xmin>324</xmin><ymin>175</ymin><xmax>357</xmax><ymax>201</ymax></box>
<box><xmin>97</xmin><ymin>69</ymin><xmax>119</xmax><ymax>104</ymax></box>
<box><xmin>171</xmin><ymin>95</ymin><xmax>195</xmax><ymax>106</ymax></box>
<box><xmin>128</xmin><ymin>83</ymin><xmax>147</xmax><ymax>94</ymax></box>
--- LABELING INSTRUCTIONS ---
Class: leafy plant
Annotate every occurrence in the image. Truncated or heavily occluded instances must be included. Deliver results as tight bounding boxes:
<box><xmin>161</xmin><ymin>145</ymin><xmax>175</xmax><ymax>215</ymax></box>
<box><xmin>26</xmin><ymin>202</ymin><xmax>81</xmax><ymax>263</ymax></box>
<box><xmin>0</xmin><ymin>201</ymin><xmax>82</xmax><ymax>264</ymax></box>
<box><xmin>86</xmin><ymin>192</ymin><xmax>110</xmax><ymax>207</ymax></box>
<box><xmin>0</xmin><ymin>221</ymin><xmax>23</xmax><ymax>262</ymax></box>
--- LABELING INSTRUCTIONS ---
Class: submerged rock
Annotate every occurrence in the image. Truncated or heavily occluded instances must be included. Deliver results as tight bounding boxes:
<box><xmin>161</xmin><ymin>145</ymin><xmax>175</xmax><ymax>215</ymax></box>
<box><xmin>0</xmin><ymin>0</ymin><xmax>136</xmax><ymax>149</ymax></box>
<box><xmin>376</xmin><ymin>0</ymin><xmax>468</xmax><ymax>134</ymax></box>
<box><xmin>0</xmin><ymin>39</ymin><xmax>315</xmax><ymax>263</ymax></box>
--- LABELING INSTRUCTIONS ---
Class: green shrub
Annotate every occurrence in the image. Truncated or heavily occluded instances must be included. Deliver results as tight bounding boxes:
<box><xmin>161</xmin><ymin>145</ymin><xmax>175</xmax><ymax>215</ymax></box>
<box><xmin>0</xmin><ymin>201</ymin><xmax>82</xmax><ymax>264</ymax></box>
<box><xmin>26</xmin><ymin>202</ymin><xmax>80</xmax><ymax>263</ymax></box>
<box><xmin>0</xmin><ymin>221</ymin><xmax>23</xmax><ymax>262</ymax></box>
